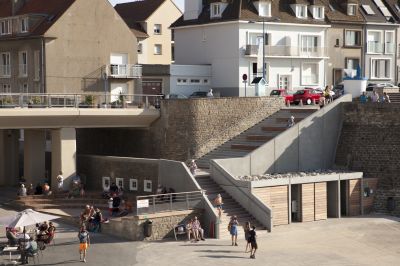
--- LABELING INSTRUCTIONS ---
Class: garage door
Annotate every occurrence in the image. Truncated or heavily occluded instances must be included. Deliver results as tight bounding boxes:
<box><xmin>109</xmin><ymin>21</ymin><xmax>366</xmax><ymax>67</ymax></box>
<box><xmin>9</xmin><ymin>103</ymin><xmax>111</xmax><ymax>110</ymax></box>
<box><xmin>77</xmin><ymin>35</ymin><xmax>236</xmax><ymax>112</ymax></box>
<box><xmin>254</xmin><ymin>186</ymin><xmax>289</xmax><ymax>226</ymax></box>
<box><xmin>301</xmin><ymin>183</ymin><xmax>315</xmax><ymax>222</ymax></box>
<box><xmin>142</xmin><ymin>80</ymin><xmax>162</xmax><ymax>95</ymax></box>
<box><xmin>314</xmin><ymin>182</ymin><xmax>327</xmax><ymax>220</ymax></box>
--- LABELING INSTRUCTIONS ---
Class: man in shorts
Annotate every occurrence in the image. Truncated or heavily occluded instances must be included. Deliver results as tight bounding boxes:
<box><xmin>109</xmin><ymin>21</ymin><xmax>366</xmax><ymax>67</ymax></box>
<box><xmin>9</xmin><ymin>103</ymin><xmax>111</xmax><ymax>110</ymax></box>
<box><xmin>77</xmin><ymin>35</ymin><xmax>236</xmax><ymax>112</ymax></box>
<box><xmin>78</xmin><ymin>226</ymin><xmax>90</xmax><ymax>262</ymax></box>
<box><xmin>248</xmin><ymin>226</ymin><xmax>257</xmax><ymax>259</ymax></box>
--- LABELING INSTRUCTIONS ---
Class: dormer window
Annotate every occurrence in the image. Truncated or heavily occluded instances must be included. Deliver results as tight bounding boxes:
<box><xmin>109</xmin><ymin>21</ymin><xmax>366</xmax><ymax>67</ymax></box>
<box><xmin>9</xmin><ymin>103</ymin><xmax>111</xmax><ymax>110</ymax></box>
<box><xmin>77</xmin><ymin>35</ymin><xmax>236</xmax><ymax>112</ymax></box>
<box><xmin>0</xmin><ymin>19</ymin><xmax>11</xmax><ymax>35</ymax></box>
<box><xmin>347</xmin><ymin>4</ymin><xmax>357</xmax><ymax>16</ymax></box>
<box><xmin>211</xmin><ymin>3</ymin><xmax>221</xmax><ymax>18</ymax></box>
<box><xmin>254</xmin><ymin>1</ymin><xmax>272</xmax><ymax>17</ymax></box>
<box><xmin>296</xmin><ymin>5</ymin><xmax>307</xmax><ymax>19</ymax></box>
<box><xmin>313</xmin><ymin>6</ymin><xmax>324</xmax><ymax>19</ymax></box>
<box><xmin>21</xmin><ymin>17</ymin><xmax>28</xmax><ymax>33</ymax></box>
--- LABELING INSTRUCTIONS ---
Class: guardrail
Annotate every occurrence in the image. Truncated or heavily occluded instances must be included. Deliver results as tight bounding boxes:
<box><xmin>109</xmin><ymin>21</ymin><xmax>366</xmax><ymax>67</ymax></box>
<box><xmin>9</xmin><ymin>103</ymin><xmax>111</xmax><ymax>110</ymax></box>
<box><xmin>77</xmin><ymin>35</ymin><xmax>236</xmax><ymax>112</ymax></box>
<box><xmin>136</xmin><ymin>190</ymin><xmax>204</xmax><ymax>216</ymax></box>
<box><xmin>0</xmin><ymin>93</ymin><xmax>163</xmax><ymax>109</ymax></box>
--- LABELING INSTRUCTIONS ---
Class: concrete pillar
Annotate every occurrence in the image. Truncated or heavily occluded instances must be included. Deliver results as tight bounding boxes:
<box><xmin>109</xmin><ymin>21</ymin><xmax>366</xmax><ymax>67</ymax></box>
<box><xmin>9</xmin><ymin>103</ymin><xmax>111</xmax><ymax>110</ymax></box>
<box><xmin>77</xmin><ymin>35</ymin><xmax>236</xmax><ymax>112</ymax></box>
<box><xmin>24</xmin><ymin>129</ymin><xmax>46</xmax><ymax>186</ymax></box>
<box><xmin>51</xmin><ymin>128</ymin><xmax>76</xmax><ymax>192</ymax></box>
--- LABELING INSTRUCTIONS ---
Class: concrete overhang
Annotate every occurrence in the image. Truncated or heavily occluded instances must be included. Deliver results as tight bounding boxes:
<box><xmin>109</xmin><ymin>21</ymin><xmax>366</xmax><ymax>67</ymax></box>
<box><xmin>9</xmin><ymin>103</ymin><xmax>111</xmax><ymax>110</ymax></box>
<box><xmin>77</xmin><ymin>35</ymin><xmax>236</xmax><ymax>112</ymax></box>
<box><xmin>0</xmin><ymin>108</ymin><xmax>160</xmax><ymax>129</ymax></box>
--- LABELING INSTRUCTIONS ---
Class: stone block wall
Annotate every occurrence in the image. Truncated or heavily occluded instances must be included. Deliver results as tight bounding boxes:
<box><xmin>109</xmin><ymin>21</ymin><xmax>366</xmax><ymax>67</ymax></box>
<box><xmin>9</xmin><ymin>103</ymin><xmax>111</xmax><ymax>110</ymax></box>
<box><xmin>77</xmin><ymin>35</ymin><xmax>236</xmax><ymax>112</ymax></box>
<box><xmin>77</xmin><ymin>97</ymin><xmax>284</xmax><ymax>162</ymax></box>
<box><xmin>335</xmin><ymin>103</ymin><xmax>400</xmax><ymax>215</ymax></box>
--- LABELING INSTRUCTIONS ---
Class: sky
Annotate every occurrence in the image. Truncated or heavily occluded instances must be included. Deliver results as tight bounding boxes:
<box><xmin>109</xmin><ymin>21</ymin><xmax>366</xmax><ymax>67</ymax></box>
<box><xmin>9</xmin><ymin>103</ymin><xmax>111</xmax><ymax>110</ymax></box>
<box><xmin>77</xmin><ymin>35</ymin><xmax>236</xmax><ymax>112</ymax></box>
<box><xmin>108</xmin><ymin>0</ymin><xmax>184</xmax><ymax>11</ymax></box>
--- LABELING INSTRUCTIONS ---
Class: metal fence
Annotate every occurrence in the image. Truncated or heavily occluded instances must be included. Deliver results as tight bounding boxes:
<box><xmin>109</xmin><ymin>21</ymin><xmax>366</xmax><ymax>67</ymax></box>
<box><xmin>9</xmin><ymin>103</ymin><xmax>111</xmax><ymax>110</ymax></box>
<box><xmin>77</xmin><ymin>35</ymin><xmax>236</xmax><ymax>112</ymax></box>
<box><xmin>136</xmin><ymin>190</ymin><xmax>204</xmax><ymax>216</ymax></box>
<box><xmin>0</xmin><ymin>93</ymin><xmax>163</xmax><ymax>109</ymax></box>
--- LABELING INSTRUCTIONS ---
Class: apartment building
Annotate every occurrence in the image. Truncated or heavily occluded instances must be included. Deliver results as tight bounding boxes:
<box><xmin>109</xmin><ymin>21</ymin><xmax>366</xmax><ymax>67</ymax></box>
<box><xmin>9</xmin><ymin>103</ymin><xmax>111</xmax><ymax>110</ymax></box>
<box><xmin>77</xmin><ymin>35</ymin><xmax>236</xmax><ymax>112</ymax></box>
<box><xmin>0</xmin><ymin>0</ymin><xmax>140</xmax><ymax>99</ymax></box>
<box><xmin>115</xmin><ymin>0</ymin><xmax>182</xmax><ymax>65</ymax></box>
<box><xmin>172</xmin><ymin>0</ymin><xmax>330</xmax><ymax>96</ymax></box>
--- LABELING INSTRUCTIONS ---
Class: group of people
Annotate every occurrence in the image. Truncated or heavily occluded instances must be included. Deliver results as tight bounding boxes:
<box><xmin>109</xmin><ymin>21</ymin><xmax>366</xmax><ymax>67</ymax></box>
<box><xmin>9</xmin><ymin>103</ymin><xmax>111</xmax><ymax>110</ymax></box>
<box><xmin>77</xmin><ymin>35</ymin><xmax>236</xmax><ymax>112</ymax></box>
<box><xmin>17</xmin><ymin>182</ymin><xmax>52</xmax><ymax>197</ymax></box>
<box><xmin>185</xmin><ymin>216</ymin><xmax>205</xmax><ymax>242</ymax></box>
<box><xmin>79</xmin><ymin>205</ymin><xmax>107</xmax><ymax>233</ymax></box>
<box><xmin>360</xmin><ymin>91</ymin><xmax>391</xmax><ymax>103</ymax></box>
<box><xmin>227</xmin><ymin>217</ymin><xmax>258</xmax><ymax>259</ymax></box>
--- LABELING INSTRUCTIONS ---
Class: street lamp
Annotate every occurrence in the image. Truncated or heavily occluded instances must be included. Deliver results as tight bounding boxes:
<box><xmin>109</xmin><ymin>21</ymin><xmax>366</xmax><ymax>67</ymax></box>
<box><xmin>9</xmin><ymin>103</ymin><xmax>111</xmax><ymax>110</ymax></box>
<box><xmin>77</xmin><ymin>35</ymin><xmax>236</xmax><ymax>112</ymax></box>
<box><xmin>102</xmin><ymin>69</ymin><xmax>108</xmax><ymax>108</ymax></box>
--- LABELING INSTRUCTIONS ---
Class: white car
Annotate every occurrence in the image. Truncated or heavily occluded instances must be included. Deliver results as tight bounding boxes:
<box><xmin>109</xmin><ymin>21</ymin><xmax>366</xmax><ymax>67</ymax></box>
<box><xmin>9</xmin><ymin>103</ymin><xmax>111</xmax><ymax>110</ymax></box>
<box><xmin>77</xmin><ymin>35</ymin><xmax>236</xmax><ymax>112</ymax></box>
<box><xmin>366</xmin><ymin>82</ymin><xmax>397</xmax><ymax>97</ymax></box>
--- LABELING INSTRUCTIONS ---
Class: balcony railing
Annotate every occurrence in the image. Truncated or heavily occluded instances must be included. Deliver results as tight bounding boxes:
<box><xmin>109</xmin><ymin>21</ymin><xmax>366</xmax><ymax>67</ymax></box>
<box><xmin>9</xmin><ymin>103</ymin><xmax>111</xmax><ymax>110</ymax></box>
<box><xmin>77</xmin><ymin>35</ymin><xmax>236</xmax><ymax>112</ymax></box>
<box><xmin>19</xmin><ymin>64</ymin><xmax>27</xmax><ymax>77</ymax></box>
<box><xmin>0</xmin><ymin>65</ymin><xmax>11</xmax><ymax>77</ymax></box>
<box><xmin>105</xmin><ymin>64</ymin><xmax>142</xmax><ymax>78</ymax></box>
<box><xmin>385</xmin><ymin>43</ymin><xmax>395</xmax><ymax>54</ymax></box>
<box><xmin>367</xmin><ymin>41</ymin><xmax>383</xmax><ymax>53</ymax></box>
<box><xmin>244</xmin><ymin>45</ymin><xmax>327</xmax><ymax>57</ymax></box>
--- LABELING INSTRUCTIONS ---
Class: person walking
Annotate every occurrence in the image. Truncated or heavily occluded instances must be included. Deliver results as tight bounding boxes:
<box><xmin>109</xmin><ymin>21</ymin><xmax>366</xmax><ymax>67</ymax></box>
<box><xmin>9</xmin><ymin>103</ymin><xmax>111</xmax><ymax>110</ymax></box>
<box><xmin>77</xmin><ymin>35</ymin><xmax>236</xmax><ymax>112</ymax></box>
<box><xmin>243</xmin><ymin>221</ymin><xmax>251</xmax><ymax>253</ymax></box>
<box><xmin>78</xmin><ymin>226</ymin><xmax>90</xmax><ymax>263</ymax></box>
<box><xmin>249</xmin><ymin>226</ymin><xmax>258</xmax><ymax>259</ymax></box>
<box><xmin>214</xmin><ymin>194</ymin><xmax>223</xmax><ymax>221</ymax></box>
<box><xmin>229</xmin><ymin>215</ymin><xmax>239</xmax><ymax>246</ymax></box>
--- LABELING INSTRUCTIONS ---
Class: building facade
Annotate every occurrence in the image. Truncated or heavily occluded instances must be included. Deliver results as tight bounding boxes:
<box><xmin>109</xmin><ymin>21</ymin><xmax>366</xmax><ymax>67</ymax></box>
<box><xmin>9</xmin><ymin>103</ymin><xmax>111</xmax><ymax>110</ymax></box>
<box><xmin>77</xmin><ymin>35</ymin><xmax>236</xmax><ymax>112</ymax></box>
<box><xmin>0</xmin><ymin>0</ymin><xmax>140</xmax><ymax>101</ymax></box>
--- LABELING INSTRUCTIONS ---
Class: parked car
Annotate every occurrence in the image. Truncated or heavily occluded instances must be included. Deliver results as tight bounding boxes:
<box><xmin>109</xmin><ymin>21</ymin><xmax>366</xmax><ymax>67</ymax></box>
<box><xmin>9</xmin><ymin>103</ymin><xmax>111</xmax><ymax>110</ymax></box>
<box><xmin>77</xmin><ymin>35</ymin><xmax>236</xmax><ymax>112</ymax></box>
<box><xmin>189</xmin><ymin>91</ymin><xmax>208</xmax><ymax>98</ymax></box>
<box><xmin>270</xmin><ymin>89</ymin><xmax>295</xmax><ymax>103</ymax></box>
<box><xmin>366</xmin><ymin>82</ymin><xmax>397</xmax><ymax>97</ymax></box>
<box><xmin>332</xmin><ymin>83</ymin><xmax>344</xmax><ymax>100</ymax></box>
<box><xmin>293</xmin><ymin>89</ymin><xmax>323</xmax><ymax>105</ymax></box>
<box><xmin>166</xmin><ymin>93</ymin><xmax>188</xmax><ymax>99</ymax></box>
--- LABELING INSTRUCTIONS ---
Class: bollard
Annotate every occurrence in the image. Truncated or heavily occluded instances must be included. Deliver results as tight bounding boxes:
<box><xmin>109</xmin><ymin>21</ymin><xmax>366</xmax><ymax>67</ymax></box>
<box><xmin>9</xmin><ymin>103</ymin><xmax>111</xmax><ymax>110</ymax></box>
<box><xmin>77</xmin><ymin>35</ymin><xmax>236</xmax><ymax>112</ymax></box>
<box><xmin>312</xmin><ymin>98</ymin><xmax>316</xmax><ymax>105</ymax></box>
<box><xmin>286</xmin><ymin>100</ymin><xmax>290</xmax><ymax>107</ymax></box>
<box><xmin>299</xmin><ymin>100</ymin><xmax>303</xmax><ymax>106</ymax></box>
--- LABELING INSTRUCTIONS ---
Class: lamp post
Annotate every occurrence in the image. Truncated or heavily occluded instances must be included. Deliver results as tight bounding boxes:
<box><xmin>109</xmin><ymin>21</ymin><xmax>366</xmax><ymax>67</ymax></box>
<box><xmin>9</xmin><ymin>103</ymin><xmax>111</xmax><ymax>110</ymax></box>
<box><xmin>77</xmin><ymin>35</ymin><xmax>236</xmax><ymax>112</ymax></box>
<box><xmin>102</xmin><ymin>70</ymin><xmax>108</xmax><ymax>108</ymax></box>
<box><xmin>262</xmin><ymin>17</ymin><xmax>265</xmax><ymax>80</ymax></box>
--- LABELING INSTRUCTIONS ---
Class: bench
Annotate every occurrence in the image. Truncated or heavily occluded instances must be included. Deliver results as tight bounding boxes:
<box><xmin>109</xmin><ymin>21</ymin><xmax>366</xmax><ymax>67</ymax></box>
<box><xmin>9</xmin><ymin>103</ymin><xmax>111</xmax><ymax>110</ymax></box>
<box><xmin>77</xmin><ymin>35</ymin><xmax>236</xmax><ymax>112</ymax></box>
<box><xmin>173</xmin><ymin>224</ymin><xmax>187</xmax><ymax>241</ymax></box>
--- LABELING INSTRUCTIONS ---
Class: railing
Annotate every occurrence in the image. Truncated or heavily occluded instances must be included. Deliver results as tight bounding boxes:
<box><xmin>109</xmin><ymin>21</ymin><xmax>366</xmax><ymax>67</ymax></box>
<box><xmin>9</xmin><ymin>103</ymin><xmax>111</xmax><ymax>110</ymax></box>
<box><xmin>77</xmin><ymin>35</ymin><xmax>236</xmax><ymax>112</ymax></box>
<box><xmin>19</xmin><ymin>64</ymin><xmax>27</xmax><ymax>77</ymax></box>
<box><xmin>0</xmin><ymin>65</ymin><xmax>11</xmax><ymax>77</ymax></box>
<box><xmin>367</xmin><ymin>41</ymin><xmax>383</xmax><ymax>53</ymax></box>
<box><xmin>385</xmin><ymin>43</ymin><xmax>395</xmax><ymax>54</ymax></box>
<box><xmin>244</xmin><ymin>45</ymin><xmax>327</xmax><ymax>57</ymax></box>
<box><xmin>0</xmin><ymin>93</ymin><xmax>163</xmax><ymax>109</ymax></box>
<box><xmin>105</xmin><ymin>64</ymin><xmax>142</xmax><ymax>78</ymax></box>
<box><xmin>136</xmin><ymin>190</ymin><xmax>204</xmax><ymax>215</ymax></box>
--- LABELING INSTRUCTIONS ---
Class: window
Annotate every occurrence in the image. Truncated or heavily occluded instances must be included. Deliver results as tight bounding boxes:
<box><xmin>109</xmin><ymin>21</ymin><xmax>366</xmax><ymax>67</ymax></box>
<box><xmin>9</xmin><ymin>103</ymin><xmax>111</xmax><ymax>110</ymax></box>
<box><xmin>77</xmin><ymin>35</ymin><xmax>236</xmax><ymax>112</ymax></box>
<box><xmin>129</xmin><ymin>179</ymin><xmax>138</xmax><ymax>191</ymax></box>
<box><xmin>300</xmin><ymin>35</ymin><xmax>318</xmax><ymax>55</ymax></box>
<box><xmin>102</xmin><ymin>177</ymin><xmax>110</xmax><ymax>191</ymax></box>
<box><xmin>211</xmin><ymin>3</ymin><xmax>221</xmax><ymax>18</ymax></box>
<box><xmin>257</xmin><ymin>2</ymin><xmax>272</xmax><ymax>17</ymax></box>
<box><xmin>20</xmin><ymin>17</ymin><xmax>28</xmax><ymax>33</ymax></box>
<box><xmin>302</xmin><ymin>63</ymin><xmax>319</xmax><ymax>85</ymax></box>
<box><xmin>203</xmin><ymin>79</ymin><xmax>209</xmax><ymax>84</ymax></box>
<box><xmin>137</xmin><ymin>43</ymin><xmax>142</xmax><ymax>54</ymax></box>
<box><xmin>115</xmin><ymin>178</ymin><xmax>124</xmax><ymax>189</ymax></box>
<box><xmin>34</xmin><ymin>50</ymin><xmax>40</xmax><ymax>81</ymax></box>
<box><xmin>19</xmin><ymin>51</ymin><xmax>28</xmax><ymax>77</ymax></box>
<box><xmin>251</xmin><ymin>62</ymin><xmax>269</xmax><ymax>84</ymax></box>
<box><xmin>20</xmin><ymin>83</ymin><xmax>28</xmax><ymax>93</ymax></box>
<box><xmin>2</xmin><ymin>84</ymin><xmax>11</xmax><ymax>93</ymax></box>
<box><xmin>0</xmin><ymin>52</ymin><xmax>11</xmax><ymax>77</ymax></box>
<box><xmin>313</xmin><ymin>6</ymin><xmax>324</xmax><ymax>19</ymax></box>
<box><xmin>154</xmin><ymin>24</ymin><xmax>161</xmax><ymax>34</ymax></box>
<box><xmin>154</xmin><ymin>44</ymin><xmax>162</xmax><ymax>55</ymax></box>
<box><xmin>367</xmin><ymin>31</ymin><xmax>383</xmax><ymax>53</ymax></box>
<box><xmin>177</xmin><ymin>78</ymin><xmax>187</xmax><ymax>85</ymax></box>
<box><xmin>370</xmin><ymin>58</ymin><xmax>391</xmax><ymax>79</ymax></box>
<box><xmin>362</xmin><ymin>5</ymin><xmax>375</xmax><ymax>15</ymax></box>
<box><xmin>348</xmin><ymin>4</ymin><xmax>357</xmax><ymax>16</ymax></box>
<box><xmin>346</xmin><ymin>58</ymin><xmax>360</xmax><ymax>70</ymax></box>
<box><xmin>0</xmin><ymin>20</ymin><xmax>11</xmax><ymax>35</ymax></box>
<box><xmin>345</xmin><ymin>30</ymin><xmax>361</xmax><ymax>46</ymax></box>
<box><xmin>296</xmin><ymin>5</ymin><xmax>307</xmax><ymax>18</ymax></box>
<box><xmin>385</xmin><ymin>31</ymin><xmax>395</xmax><ymax>54</ymax></box>
<box><xmin>190</xmin><ymin>79</ymin><xmax>201</xmax><ymax>84</ymax></box>
<box><xmin>144</xmin><ymin>180</ymin><xmax>152</xmax><ymax>192</ymax></box>
<box><xmin>335</xmin><ymin>39</ymin><xmax>340</xmax><ymax>47</ymax></box>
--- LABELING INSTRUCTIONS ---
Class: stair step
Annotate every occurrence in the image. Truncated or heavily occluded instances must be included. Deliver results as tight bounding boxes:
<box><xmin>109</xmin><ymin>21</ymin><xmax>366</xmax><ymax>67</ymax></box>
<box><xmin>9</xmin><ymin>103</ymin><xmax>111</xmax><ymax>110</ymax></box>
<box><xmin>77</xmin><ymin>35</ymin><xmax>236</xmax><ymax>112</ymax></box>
<box><xmin>262</xmin><ymin>126</ymin><xmax>286</xmax><ymax>132</ymax></box>
<box><xmin>275</xmin><ymin>117</ymin><xmax>304</xmax><ymax>123</ymax></box>
<box><xmin>230</xmin><ymin>144</ymin><xmax>260</xmax><ymax>151</ymax></box>
<box><xmin>246</xmin><ymin>135</ymin><xmax>273</xmax><ymax>141</ymax></box>
<box><xmin>287</xmin><ymin>108</ymin><xmax>317</xmax><ymax>113</ymax></box>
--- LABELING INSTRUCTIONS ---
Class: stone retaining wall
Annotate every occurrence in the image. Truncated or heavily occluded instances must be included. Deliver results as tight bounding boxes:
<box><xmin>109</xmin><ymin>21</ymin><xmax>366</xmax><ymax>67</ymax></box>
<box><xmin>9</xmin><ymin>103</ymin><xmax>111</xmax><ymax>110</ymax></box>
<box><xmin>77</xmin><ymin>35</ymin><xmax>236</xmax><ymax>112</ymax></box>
<box><xmin>77</xmin><ymin>97</ymin><xmax>284</xmax><ymax>162</ymax></box>
<box><xmin>335</xmin><ymin>103</ymin><xmax>400</xmax><ymax>215</ymax></box>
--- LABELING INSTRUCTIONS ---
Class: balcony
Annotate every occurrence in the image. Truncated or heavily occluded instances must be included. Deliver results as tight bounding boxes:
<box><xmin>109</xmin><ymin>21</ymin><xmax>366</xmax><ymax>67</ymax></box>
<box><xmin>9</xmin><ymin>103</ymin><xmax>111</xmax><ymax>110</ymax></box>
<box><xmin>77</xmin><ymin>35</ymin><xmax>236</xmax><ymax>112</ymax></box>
<box><xmin>0</xmin><ymin>65</ymin><xmax>10</xmax><ymax>77</ymax></box>
<box><xmin>105</xmin><ymin>64</ymin><xmax>142</xmax><ymax>78</ymax></box>
<box><xmin>367</xmin><ymin>41</ymin><xmax>383</xmax><ymax>54</ymax></box>
<box><xmin>385</xmin><ymin>43</ymin><xmax>395</xmax><ymax>54</ymax></box>
<box><xmin>244</xmin><ymin>45</ymin><xmax>327</xmax><ymax>57</ymax></box>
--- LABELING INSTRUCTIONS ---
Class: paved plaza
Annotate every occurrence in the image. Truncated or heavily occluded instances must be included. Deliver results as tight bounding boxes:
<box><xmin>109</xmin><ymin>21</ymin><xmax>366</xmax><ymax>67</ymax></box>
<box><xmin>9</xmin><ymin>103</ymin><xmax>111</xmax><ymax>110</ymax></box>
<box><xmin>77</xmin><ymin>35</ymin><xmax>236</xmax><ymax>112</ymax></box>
<box><xmin>1</xmin><ymin>205</ymin><xmax>400</xmax><ymax>266</ymax></box>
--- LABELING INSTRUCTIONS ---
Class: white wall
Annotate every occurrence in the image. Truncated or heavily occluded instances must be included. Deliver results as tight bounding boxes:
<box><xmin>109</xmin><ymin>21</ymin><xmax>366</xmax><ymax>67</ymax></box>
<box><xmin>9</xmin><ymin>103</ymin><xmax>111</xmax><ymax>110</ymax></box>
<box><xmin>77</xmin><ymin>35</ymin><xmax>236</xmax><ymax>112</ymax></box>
<box><xmin>169</xmin><ymin>64</ymin><xmax>211</xmax><ymax>96</ymax></box>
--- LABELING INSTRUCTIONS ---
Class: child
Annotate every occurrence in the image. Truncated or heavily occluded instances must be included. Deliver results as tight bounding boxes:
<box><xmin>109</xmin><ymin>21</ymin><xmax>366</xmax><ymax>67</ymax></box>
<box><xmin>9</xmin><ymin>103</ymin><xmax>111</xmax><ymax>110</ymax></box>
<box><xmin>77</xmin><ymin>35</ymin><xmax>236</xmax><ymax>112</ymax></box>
<box><xmin>249</xmin><ymin>226</ymin><xmax>257</xmax><ymax>259</ymax></box>
<box><xmin>108</xmin><ymin>198</ymin><xmax>113</xmax><ymax>216</ymax></box>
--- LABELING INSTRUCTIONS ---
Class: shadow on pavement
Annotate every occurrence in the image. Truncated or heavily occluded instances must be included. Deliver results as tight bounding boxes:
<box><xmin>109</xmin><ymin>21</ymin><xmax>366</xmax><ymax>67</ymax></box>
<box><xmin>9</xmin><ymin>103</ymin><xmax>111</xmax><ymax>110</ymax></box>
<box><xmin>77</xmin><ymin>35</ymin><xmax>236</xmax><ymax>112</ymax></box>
<box><xmin>37</xmin><ymin>259</ymin><xmax>80</xmax><ymax>265</ymax></box>
<box><xmin>200</xmin><ymin>255</ymin><xmax>247</xmax><ymax>259</ymax></box>
<box><xmin>194</xmin><ymin>249</ymin><xmax>243</xmax><ymax>254</ymax></box>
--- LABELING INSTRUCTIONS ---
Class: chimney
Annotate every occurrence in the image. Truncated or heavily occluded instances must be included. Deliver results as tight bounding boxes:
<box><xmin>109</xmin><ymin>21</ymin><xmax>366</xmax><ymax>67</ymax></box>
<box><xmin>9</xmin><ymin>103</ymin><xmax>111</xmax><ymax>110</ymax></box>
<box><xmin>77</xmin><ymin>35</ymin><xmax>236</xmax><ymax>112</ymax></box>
<box><xmin>184</xmin><ymin>0</ymin><xmax>203</xmax><ymax>21</ymax></box>
<box><xmin>11</xmin><ymin>0</ymin><xmax>26</xmax><ymax>15</ymax></box>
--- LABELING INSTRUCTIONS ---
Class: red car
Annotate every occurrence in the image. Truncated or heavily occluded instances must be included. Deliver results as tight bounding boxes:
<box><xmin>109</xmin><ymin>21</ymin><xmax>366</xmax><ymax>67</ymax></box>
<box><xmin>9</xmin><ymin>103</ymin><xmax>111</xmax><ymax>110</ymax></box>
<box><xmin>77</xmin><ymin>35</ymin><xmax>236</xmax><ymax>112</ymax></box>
<box><xmin>293</xmin><ymin>89</ymin><xmax>323</xmax><ymax>105</ymax></box>
<box><xmin>270</xmin><ymin>89</ymin><xmax>294</xmax><ymax>104</ymax></box>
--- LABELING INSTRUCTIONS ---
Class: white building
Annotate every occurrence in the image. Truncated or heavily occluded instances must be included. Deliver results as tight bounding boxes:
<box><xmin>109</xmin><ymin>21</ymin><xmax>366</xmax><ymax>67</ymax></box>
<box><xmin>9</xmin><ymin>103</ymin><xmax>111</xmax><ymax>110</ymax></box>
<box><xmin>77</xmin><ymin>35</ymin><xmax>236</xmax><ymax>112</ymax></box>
<box><xmin>172</xmin><ymin>0</ymin><xmax>330</xmax><ymax>96</ymax></box>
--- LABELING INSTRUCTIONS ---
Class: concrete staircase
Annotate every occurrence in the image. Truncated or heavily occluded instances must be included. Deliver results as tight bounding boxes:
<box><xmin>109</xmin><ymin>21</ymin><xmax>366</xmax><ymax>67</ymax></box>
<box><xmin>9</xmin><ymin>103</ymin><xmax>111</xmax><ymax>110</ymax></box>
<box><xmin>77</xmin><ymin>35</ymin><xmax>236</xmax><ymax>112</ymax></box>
<box><xmin>196</xmin><ymin>172</ymin><xmax>265</xmax><ymax>238</ymax></box>
<box><xmin>196</xmin><ymin>107</ymin><xmax>318</xmax><ymax>169</ymax></box>
<box><xmin>387</xmin><ymin>93</ymin><xmax>400</xmax><ymax>103</ymax></box>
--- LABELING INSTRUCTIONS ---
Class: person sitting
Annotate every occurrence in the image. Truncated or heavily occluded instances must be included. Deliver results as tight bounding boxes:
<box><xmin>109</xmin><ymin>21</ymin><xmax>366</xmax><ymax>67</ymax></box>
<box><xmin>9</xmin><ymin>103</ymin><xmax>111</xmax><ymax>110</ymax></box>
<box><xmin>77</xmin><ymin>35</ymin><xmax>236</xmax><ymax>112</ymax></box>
<box><xmin>45</xmin><ymin>222</ymin><xmax>56</xmax><ymax>244</ymax></box>
<box><xmin>20</xmin><ymin>236</ymin><xmax>37</xmax><ymax>264</ymax></box>
<box><xmin>18</xmin><ymin>184</ymin><xmax>27</xmax><ymax>197</ymax></box>
<box><xmin>43</xmin><ymin>183</ymin><xmax>51</xmax><ymax>196</ymax></box>
<box><xmin>186</xmin><ymin>219</ymin><xmax>193</xmax><ymax>242</ymax></box>
<box><xmin>27</xmin><ymin>183</ymin><xmax>34</xmax><ymax>195</ymax></box>
<box><xmin>6</xmin><ymin>227</ymin><xmax>19</xmax><ymax>246</ymax></box>
<box><xmin>34</xmin><ymin>183</ymin><xmax>43</xmax><ymax>195</ymax></box>
<box><xmin>112</xmin><ymin>196</ymin><xmax>121</xmax><ymax>216</ymax></box>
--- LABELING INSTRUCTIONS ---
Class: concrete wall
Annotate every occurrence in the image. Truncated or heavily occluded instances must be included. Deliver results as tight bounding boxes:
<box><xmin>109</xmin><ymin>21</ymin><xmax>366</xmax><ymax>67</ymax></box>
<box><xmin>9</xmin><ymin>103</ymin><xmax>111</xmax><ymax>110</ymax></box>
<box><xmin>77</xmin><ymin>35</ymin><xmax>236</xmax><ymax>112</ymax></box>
<box><xmin>0</xmin><ymin>129</ymin><xmax>19</xmax><ymax>186</ymax></box>
<box><xmin>44</xmin><ymin>0</ymin><xmax>137</xmax><ymax>94</ymax></box>
<box><xmin>77</xmin><ymin>97</ymin><xmax>284</xmax><ymax>162</ymax></box>
<box><xmin>335</xmin><ymin>103</ymin><xmax>400</xmax><ymax>216</ymax></box>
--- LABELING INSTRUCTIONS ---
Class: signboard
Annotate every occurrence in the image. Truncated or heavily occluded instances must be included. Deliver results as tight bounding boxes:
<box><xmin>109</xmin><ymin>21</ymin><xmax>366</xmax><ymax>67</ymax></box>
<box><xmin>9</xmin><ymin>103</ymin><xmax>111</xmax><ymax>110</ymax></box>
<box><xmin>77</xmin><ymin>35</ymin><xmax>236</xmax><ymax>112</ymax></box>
<box><xmin>137</xmin><ymin>199</ymin><xmax>149</xmax><ymax>208</ymax></box>
<box><xmin>242</xmin><ymin>74</ymin><xmax>248</xmax><ymax>81</ymax></box>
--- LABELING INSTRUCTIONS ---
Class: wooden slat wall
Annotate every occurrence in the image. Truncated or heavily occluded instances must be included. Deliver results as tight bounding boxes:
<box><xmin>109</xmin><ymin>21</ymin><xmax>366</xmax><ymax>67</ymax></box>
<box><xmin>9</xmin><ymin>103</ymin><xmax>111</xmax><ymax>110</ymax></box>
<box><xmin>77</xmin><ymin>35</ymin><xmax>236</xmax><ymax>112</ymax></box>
<box><xmin>301</xmin><ymin>183</ymin><xmax>315</xmax><ymax>222</ymax></box>
<box><xmin>348</xmin><ymin>179</ymin><xmax>361</xmax><ymax>216</ymax></box>
<box><xmin>314</xmin><ymin>182</ymin><xmax>327</xmax><ymax>220</ymax></box>
<box><xmin>254</xmin><ymin>186</ymin><xmax>289</xmax><ymax>226</ymax></box>
<box><xmin>363</xmin><ymin>178</ymin><xmax>378</xmax><ymax>214</ymax></box>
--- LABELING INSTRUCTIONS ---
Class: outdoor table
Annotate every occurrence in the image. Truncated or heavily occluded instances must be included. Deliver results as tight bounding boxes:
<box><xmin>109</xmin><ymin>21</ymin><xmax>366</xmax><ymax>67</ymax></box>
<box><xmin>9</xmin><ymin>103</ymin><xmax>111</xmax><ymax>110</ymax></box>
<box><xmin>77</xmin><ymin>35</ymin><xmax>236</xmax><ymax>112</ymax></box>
<box><xmin>2</xmin><ymin>246</ymin><xmax>20</xmax><ymax>262</ymax></box>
